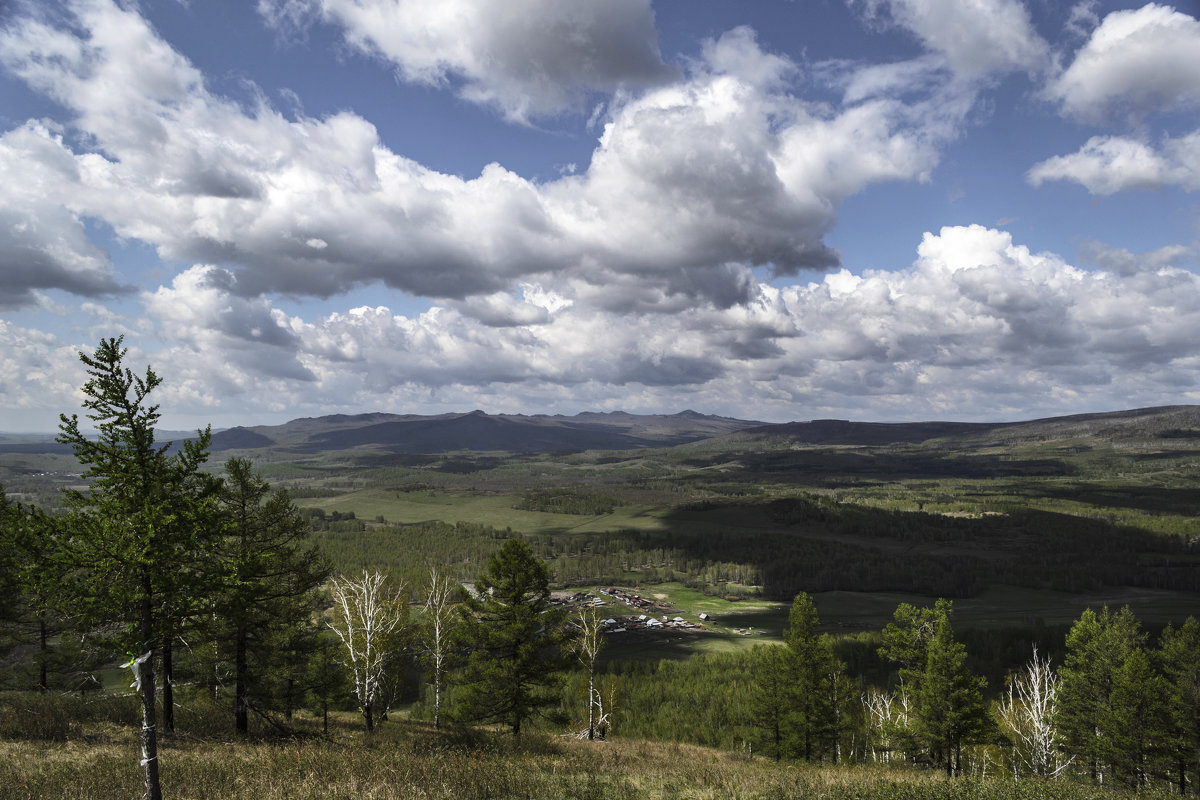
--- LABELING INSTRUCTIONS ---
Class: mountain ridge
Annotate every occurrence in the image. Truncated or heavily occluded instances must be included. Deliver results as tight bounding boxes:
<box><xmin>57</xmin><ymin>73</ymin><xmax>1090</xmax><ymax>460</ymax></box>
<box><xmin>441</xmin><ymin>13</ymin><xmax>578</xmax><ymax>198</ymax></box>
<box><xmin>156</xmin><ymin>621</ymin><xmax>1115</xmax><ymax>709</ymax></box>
<box><xmin>3</xmin><ymin>405</ymin><xmax>1196</xmax><ymax>456</ymax></box>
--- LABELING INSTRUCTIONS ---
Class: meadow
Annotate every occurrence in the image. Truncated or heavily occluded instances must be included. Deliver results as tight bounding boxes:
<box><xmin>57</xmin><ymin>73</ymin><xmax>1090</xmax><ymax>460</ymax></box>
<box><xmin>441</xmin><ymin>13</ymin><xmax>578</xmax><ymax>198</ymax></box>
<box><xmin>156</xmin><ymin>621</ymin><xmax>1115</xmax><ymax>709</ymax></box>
<box><xmin>0</xmin><ymin>693</ymin><xmax>1182</xmax><ymax>800</ymax></box>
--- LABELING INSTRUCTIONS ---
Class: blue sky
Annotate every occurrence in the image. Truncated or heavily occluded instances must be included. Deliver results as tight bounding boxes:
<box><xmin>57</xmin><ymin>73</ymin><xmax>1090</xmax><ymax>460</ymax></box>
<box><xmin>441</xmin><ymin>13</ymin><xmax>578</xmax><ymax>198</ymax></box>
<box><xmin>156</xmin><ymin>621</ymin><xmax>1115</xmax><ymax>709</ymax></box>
<box><xmin>1</xmin><ymin>0</ymin><xmax>1198</xmax><ymax>432</ymax></box>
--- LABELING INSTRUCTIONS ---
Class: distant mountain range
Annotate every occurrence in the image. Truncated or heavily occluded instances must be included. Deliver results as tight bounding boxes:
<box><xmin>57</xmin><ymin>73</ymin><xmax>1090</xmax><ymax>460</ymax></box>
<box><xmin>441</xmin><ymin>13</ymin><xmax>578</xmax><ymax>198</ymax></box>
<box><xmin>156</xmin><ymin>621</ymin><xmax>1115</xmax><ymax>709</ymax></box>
<box><xmin>209</xmin><ymin>409</ymin><xmax>763</xmax><ymax>453</ymax></box>
<box><xmin>3</xmin><ymin>406</ymin><xmax>1197</xmax><ymax>456</ymax></box>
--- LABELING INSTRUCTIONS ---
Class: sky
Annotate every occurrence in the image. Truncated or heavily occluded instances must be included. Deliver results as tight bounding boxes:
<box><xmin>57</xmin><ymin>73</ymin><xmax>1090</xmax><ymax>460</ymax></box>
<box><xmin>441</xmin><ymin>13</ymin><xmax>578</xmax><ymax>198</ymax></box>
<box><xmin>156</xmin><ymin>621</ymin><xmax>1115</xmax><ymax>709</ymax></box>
<box><xmin>1</xmin><ymin>0</ymin><xmax>1199</xmax><ymax>433</ymax></box>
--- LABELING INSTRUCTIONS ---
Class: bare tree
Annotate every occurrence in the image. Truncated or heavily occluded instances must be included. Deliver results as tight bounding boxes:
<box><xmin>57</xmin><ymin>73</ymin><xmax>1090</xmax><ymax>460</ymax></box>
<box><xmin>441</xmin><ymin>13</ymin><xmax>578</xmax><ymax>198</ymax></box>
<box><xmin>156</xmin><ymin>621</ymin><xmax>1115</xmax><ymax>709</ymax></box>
<box><xmin>573</xmin><ymin>606</ymin><xmax>606</xmax><ymax>740</ymax></box>
<box><xmin>863</xmin><ymin>685</ymin><xmax>913</xmax><ymax>764</ymax></box>
<box><xmin>328</xmin><ymin>571</ymin><xmax>408</xmax><ymax>732</ymax></box>
<box><xmin>422</xmin><ymin>567</ymin><xmax>457</xmax><ymax>729</ymax></box>
<box><xmin>998</xmin><ymin>646</ymin><xmax>1071</xmax><ymax>778</ymax></box>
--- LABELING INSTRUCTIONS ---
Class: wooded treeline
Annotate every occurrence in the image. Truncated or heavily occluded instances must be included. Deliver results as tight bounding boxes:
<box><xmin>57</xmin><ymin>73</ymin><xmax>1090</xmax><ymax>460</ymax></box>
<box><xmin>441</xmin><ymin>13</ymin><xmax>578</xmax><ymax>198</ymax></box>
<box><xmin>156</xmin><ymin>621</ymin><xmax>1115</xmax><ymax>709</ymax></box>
<box><xmin>305</xmin><ymin>494</ymin><xmax>1200</xmax><ymax>603</ymax></box>
<box><xmin>550</xmin><ymin>600</ymin><xmax>1200</xmax><ymax>794</ymax></box>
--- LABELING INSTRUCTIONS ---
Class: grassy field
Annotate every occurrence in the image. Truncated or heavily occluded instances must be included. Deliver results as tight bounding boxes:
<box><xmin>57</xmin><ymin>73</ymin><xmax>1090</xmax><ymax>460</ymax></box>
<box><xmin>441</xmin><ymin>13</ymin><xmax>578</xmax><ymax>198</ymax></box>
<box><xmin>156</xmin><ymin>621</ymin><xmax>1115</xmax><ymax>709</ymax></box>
<box><xmin>0</xmin><ymin>695</ymin><xmax>1178</xmax><ymax>800</ymax></box>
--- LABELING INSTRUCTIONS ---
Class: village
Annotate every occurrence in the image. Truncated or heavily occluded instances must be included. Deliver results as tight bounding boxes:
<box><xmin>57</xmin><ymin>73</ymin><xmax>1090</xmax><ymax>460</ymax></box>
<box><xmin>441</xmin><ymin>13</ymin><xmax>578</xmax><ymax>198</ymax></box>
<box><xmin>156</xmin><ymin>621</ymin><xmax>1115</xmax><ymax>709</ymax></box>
<box><xmin>547</xmin><ymin>587</ymin><xmax>768</xmax><ymax>637</ymax></box>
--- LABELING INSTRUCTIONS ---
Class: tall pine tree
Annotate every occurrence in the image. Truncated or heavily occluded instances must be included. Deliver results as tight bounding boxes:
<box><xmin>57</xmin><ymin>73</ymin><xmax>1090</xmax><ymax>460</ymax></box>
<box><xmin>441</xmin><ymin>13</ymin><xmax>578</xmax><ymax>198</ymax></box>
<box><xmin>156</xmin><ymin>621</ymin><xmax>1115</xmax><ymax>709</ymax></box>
<box><xmin>211</xmin><ymin>458</ymin><xmax>330</xmax><ymax>734</ymax></box>
<box><xmin>751</xmin><ymin>644</ymin><xmax>790</xmax><ymax>760</ymax></box>
<box><xmin>54</xmin><ymin>337</ymin><xmax>215</xmax><ymax>800</ymax></box>
<box><xmin>1056</xmin><ymin>606</ymin><xmax>1146</xmax><ymax>783</ymax></box>
<box><xmin>783</xmin><ymin>592</ymin><xmax>841</xmax><ymax>761</ymax></box>
<box><xmin>1159</xmin><ymin>617</ymin><xmax>1200</xmax><ymax>794</ymax></box>
<box><xmin>880</xmin><ymin>598</ymin><xmax>988</xmax><ymax>775</ymax></box>
<box><xmin>1104</xmin><ymin>647</ymin><xmax>1169</xmax><ymax>788</ymax></box>
<box><xmin>456</xmin><ymin>538</ymin><xmax>567</xmax><ymax>737</ymax></box>
<box><xmin>915</xmin><ymin>610</ymin><xmax>988</xmax><ymax>775</ymax></box>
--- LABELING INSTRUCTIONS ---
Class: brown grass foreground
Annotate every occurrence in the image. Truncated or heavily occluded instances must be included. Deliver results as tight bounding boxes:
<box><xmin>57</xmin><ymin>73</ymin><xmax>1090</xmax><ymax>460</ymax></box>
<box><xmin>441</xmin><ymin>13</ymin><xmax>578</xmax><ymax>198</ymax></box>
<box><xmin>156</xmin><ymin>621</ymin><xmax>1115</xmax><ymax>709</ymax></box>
<box><xmin>0</xmin><ymin>694</ymin><xmax>1176</xmax><ymax>800</ymax></box>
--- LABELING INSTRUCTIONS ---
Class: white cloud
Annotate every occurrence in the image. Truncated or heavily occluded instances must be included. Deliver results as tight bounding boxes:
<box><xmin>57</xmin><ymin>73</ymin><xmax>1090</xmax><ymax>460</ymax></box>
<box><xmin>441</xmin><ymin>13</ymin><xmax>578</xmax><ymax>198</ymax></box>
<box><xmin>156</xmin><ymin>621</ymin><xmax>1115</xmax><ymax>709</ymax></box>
<box><xmin>1045</xmin><ymin>3</ymin><xmax>1200</xmax><ymax>123</ymax></box>
<box><xmin>833</xmin><ymin>54</ymin><xmax>948</xmax><ymax>105</ymax></box>
<box><xmin>143</xmin><ymin>265</ymin><xmax>316</xmax><ymax>381</ymax></box>
<box><xmin>0</xmin><ymin>4</ymin><xmax>975</xmax><ymax>312</ymax></box>
<box><xmin>850</xmin><ymin>0</ymin><xmax>1051</xmax><ymax>78</ymax></box>
<box><xmin>0</xmin><ymin>121</ymin><xmax>126</xmax><ymax>308</ymax></box>
<box><xmin>1065</xmin><ymin>2</ymin><xmax>1101</xmax><ymax>40</ymax></box>
<box><xmin>116</xmin><ymin>225</ymin><xmax>1200</xmax><ymax>427</ymax></box>
<box><xmin>1078</xmin><ymin>241</ymin><xmax>1195</xmax><ymax>276</ymax></box>
<box><xmin>257</xmin><ymin>0</ymin><xmax>675</xmax><ymax>123</ymax></box>
<box><xmin>1027</xmin><ymin>131</ymin><xmax>1200</xmax><ymax>194</ymax></box>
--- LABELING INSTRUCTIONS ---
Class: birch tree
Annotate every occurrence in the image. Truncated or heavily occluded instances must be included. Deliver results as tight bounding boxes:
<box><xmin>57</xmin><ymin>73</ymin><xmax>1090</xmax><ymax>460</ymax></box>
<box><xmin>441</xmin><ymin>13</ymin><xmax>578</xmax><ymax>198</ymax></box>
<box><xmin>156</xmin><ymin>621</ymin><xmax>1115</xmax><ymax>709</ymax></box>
<box><xmin>573</xmin><ymin>605</ymin><xmax>606</xmax><ymax>740</ymax></box>
<box><xmin>863</xmin><ymin>686</ymin><xmax>914</xmax><ymax>764</ymax></box>
<box><xmin>328</xmin><ymin>570</ymin><xmax>408</xmax><ymax>732</ymax></box>
<box><xmin>998</xmin><ymin>646</ymin><xmax>1070</xmax><ymax>777</ymax></box>
<box><xmin>422</xmin><ymin>567</ymin><xmax>457</xmax><ymax>729</ymax></box>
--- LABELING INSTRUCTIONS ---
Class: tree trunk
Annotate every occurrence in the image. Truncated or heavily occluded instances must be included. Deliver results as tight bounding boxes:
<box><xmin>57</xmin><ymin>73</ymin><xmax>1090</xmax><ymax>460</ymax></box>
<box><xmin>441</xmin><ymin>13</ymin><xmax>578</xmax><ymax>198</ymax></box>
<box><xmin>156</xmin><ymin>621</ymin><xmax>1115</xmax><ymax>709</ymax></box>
<box><xmin>363</xmin><ymin>701</ymin><xmax>374</xmax><ymax>732</ymax></box>
<box><xmin>235</xmin><ymin>625</ymin><xmax>248</xmax><ymax>734</ymax></box>
<box><xmin>162</xmin><ymin>635</ymin><xmax>174</xmax><ymax>735</ymax></box>
<box><xmin>38</xmin><ymin>617</ymin><xmax>48</xmax><ymax>693</ymax></box>
<box><xmin>139</xmin><ymin>592</ymin><xmax>162</xmax><ymax>800</ymax></box>
<box><xmin>434</xmin><ymin>671</ymin><xmax>442</xmax><ymax>729</ymax></box>
<box><xmin>587</xmin><ymin>672</ymin><xmax>595</xmax><ymax>740</ymax></box>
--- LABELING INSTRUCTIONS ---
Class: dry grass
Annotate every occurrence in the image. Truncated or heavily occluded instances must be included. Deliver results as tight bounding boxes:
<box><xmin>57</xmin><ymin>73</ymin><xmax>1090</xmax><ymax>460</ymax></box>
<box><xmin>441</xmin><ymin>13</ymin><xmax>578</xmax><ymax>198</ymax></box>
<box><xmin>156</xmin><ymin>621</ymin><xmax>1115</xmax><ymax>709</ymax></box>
<box><xmin>0</xmin><ymin>696</ymin><xmax>1177</xmax><ymax>800</ymax></box>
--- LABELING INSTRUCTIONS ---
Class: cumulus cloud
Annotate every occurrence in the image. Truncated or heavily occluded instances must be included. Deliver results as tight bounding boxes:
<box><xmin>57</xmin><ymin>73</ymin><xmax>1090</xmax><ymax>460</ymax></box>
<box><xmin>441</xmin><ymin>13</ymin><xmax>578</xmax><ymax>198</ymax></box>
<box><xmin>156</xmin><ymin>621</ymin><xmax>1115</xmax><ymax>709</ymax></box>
<box><xmin>0</xmin><ymin>121</ymin><xmax>126</xmax><ymax>308</ymax></box>
<box><xmin>12</xmin><ymin>225</ymin><xmax>1199</xmax><ymax>428</ymax></box>
<box><xmin>0</xmin><ymin>3</ymin><xmax>974</xmax><ymax>312</ymax></box>
<box><xmin>1045</xmin><ymin>3</ymin><xmax>1200</xmax><ymax>123</ymax></box>
<box><xmin>850</xmin><ymin>0</ymin><xmax>1051</xmax><ymax>78</ymax></box>
<box><xmin>143</xmin><ymin>265</ymin><xmax>316</xmax><ymax>381</ymax></box>
<box><xmin>256</xmin><ymin>0</ymin><xmax>675</xmax><ymax>123</ymax></box>
<box><xmin>115</xmin><ymin>225</ymin><xmax>1200</xmax><ymax>427</ymax></box>
<box><xmin>1078</xmin><ymin>241</ymin><xmax>1196</xmax><ymax>276</ymax></box>
<box><xmin>1027</xmin><ymin>131</ymin><xmax>1200</xmax><ymax>194</ymax></box>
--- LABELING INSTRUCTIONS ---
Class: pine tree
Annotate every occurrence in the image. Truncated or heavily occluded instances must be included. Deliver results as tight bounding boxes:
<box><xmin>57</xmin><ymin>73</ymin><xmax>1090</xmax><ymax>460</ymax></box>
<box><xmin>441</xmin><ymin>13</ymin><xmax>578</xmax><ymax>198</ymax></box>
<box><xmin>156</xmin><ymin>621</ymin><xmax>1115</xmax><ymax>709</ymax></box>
<box><xmin>1056</xmin><ymin>606</ymin><xmax>1146</xmax><ymax>783</ymax></box>
<box><xmin>53</xmin><ymin>337</ymin><xmax>215</xmax><ymax>800</ymax></box>
<box><xmin>751</xmin><ymin>644</ymin><xmax>790</xmax><ymax>760</ymax></box>
<box><xmin>1104</xmin><ymin>647</ymin><xmax>1169</xmax><ymax>788</ymax></box>
<box><xmin>211</xmin><ymin>458</ymin><xmax>330</xmax><ymax>734</ymax></box>
<box><xmin>1158</xmin><ymin>617</ymin><xmax>1200</xmax><ymax>795</ymax></box>
<box><xmin>0</xmin><ymin>488</ymin><xmax>21</xmax><ymax>626</ymax></box>
<box><xmin>784</xmin><ymin>592</ymin><xmax>840</xmax><ymax>761</ymax></box>
<box><xmin>456</xmin><ymin>538</ymin><xmax>567</xmax><ymax>737</ymax></box>
<box><xmin>915</xmin><ymin>610</ymin><xmax>988</xmax><ymax>775</ymax></box>
<box><xmin>880</xmin><ymin>598</ymin><xmax>987</xmax><ymax>775</ymax></box>
<box><xmin>306</xmin><ymin>629</ymin><xmax>352</xmax><ymax>733</ymax></box>
<box><xmin>0</xmin><ymin>489</ymin><xmax>31</xmax><ymax>688</ymax></box>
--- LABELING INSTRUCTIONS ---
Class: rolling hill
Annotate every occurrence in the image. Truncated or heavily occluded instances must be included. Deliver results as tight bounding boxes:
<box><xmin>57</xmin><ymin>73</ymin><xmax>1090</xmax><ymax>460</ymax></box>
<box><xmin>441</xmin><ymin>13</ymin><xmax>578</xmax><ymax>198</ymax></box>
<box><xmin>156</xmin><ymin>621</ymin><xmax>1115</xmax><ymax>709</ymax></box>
<box><xmin>3</xmin><ymin>405</ymin><xmax>1197</xmax><ymax>457</ymax></box>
